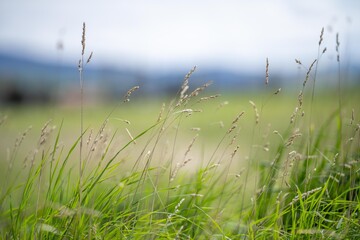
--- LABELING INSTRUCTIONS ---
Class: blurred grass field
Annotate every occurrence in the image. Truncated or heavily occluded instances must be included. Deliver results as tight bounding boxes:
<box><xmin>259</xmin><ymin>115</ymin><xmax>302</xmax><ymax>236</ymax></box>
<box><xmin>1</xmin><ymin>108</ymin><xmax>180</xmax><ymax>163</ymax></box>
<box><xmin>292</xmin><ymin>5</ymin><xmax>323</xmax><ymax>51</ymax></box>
<box><xmin>1</xmin><ymin>80</ymin><xmax>360</xmax><ymax>238</ymax></box>
<box><xmin>1</xmin><ymin>87</ymin><xmax>359</xmax><ymax>145</ymax></box>
<box><xmin>1</xmin><ymin>87</ymin><xmax>359</xmax><ymax>176</ymax></box>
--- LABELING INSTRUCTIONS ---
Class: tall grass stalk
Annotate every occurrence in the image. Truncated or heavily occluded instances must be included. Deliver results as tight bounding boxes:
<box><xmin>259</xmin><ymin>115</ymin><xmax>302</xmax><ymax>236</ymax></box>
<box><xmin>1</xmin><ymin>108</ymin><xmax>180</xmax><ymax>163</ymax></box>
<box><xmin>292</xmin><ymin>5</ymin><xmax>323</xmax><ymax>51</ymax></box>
<box><xmin>336</xmin><ymin>32</ymin><xmax>343</xmax><ymax>153</ymax></box>
<box><xmin>78</xmin><ymin>22</ymin><xmax>93</xmax><ymax>209</ymax></box>
<box><xmin>78</xmin><ymin>22</ymin><xmax>86</xmax><ymax>208</ymax></box>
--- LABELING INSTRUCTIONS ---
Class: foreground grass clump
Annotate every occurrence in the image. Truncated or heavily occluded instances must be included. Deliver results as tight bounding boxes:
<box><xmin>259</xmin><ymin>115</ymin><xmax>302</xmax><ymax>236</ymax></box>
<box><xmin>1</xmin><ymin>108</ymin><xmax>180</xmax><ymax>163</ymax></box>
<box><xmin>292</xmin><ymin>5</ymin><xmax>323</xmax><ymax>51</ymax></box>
<box><xmin>0</xmin><ymin>26</ymin><xmax>359</xmax><ymax>239</ymax></box>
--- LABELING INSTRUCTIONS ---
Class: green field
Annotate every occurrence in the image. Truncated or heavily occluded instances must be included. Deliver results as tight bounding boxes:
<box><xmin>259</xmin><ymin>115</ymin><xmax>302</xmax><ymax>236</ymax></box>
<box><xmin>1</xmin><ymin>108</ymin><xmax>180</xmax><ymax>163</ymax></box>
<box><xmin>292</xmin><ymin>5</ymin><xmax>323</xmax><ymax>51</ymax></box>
<box><xmin>1</xmin><ymin>79</ymin><xmax>359</xmax><ymax>239</ymax></box>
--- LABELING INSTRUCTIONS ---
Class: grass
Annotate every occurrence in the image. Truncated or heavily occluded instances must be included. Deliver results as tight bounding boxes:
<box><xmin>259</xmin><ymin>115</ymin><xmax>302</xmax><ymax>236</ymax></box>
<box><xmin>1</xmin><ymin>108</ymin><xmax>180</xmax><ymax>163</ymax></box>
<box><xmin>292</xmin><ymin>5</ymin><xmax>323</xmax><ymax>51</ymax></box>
<box><xmin>0</xmin><ymin>25</ymin><xmax>359</xmax><ymax>239</ymax></box>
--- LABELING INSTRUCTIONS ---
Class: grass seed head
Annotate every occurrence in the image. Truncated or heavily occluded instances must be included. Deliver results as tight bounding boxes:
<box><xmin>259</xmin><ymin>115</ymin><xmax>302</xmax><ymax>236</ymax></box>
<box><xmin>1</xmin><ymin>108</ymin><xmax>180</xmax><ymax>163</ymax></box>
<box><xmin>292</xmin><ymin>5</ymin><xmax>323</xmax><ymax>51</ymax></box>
<box><xmin>290</xmin><ymin>187</ymin><xmax>322</xmax><ymax>206</ymax></box>
<box><xmin>227</xmin><ymin>125</ymin><xmax>237</xmax><ymax>134</ymax></box>
<box><xmin>297</xmin><ymin>91</ymin><xmax>303</xmax><ymax>107</ymax></box>
<box><xmin>123</xmin><ymin>86</ymin><xmax>140</xmax><ymax>102</ymax></box>
<box><xmin>86</xmin><ymin>51</ymin><xmax>93</xmax><ymax>64</ymax></box>
<box><xmin>15</xmin><ymin>126</ymin><xmax>32</xmax><ymax>148</ymax></box>
<box><xmin>303</xmin><ymin>59</ymin><xmax>317</xmax><ymax>87</ymax></box>
<box><xmin>189</xmin><ymin>81</ymin><xmax>212</xmax><ymax>98</ymax></box>
<box><xmin>81</xmin><ymin>22</ymin><xmax>86</xmax><ymax>55</ymax></box>
<box><xmin>336</xmin><ymin>33</ymin><xmax>340</xmax><ymax>62</ymax></box>
<box><xmin>231</xmin><ymin>145</ymin><xmax>239</xmax><ymax>158</ymax></box>
<box><xmin>87</xmin><ymin>129</ymin><xmax>93</xmax><ymax>146</ymax></box>
<box><xmin>319</xmin><ymin>27</ymin><xmax>324</xmax><ymax>46</ymax></box>
<box><xmin>232</xmin><ymin>111</ymin><xmax>245</xmax><ymax>125</ymax></box>
<box><xmin>285</xmin><ymin>128</ymin><xmax>302</xmax><ymax>147</ymax></box>
<box><xmin>184</xmin><ymin>134</ymin><xmax>198</xmax><ymax>158</ymax></box>
<box><xmin>249</xmin><ymin>100</ymin><xmax>259</xmax><ymax>124</ymax></box>
<box><xmin>177</xmin><ymin>66</ymin><xmax>197</xmax><ymax>106</ymax></box>
<box><xmin>78</xmin><ymin>59</ymin><xmax>82</xmax><ymax>71</ymax></box>
<box><xmin>198</xmin><ymin>94</ymin><xmax>221</xmax><ymax>103</ymax></box>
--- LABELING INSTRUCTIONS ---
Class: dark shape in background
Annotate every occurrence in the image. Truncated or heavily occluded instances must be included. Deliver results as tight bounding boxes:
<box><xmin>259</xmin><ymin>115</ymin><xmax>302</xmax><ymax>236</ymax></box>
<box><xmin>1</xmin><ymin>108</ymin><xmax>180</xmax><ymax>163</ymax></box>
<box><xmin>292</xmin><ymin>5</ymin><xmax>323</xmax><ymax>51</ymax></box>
<box><xmin>0</xmin><ymin>50</ymin><xmax>359</xmax><ymax>106</ymax></box>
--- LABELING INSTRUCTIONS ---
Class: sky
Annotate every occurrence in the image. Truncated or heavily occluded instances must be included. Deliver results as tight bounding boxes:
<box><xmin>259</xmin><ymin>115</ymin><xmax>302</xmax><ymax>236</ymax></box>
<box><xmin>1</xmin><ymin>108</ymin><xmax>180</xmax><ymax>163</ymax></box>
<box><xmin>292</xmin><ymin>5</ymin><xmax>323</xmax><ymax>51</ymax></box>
<box><xmin>0</xmin><ymin>0</ymin><xmax>359</xmax><ymax>73</ymax></box>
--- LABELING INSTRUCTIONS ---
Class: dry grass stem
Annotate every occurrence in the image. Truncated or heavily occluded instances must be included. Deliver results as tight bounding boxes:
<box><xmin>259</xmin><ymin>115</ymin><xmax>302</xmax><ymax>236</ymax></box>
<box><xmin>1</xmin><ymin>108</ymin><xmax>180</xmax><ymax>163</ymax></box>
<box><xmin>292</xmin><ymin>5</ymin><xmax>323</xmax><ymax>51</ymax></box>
<box><xmin>125</xmin><ymin>128</ymin><xmax>136</xmax><ymax>144</ymax></box>
<box><xmin>90</xmin><ymin>119</ymin><xmax>108</xmax><ymax>152</ymax></box>
<box><xmin>184</xmin><ymin>134</ymin><xmax>198</xmax><ymax>157</ymax></box>
<box><xmin>112</xmin><ymin>118</ymin><xmax>131</xmax><ymax>125</ymax></box>
<box><xmin>14</xmin><ymin>126</ymin><xmax>32</xmax><ymax>148</ymax></box>
<box><xmin>91</xmin><ymin>136</ymin><xmax>103</xmax><ymax>152</ymax></box>
<box><xmin>40</xmin><ymin>119</ymin><xmax>51</xmax><ymax>136</ymax></box>
<box><xmin>290</xmin><ymin>187</ymin><xmax>322</xmax><ymax>206</ymax></box>
<box><xmin>124</xmin><ymin>86</ymin><xmax>140</xmax><ymax>102</ymax></box>
<box><xmin>23</xmin><ymin>149</ymin><xmax>38</xmax><ymax>168</ymax></box>
<box><xmin>87</xmin><ymin>129</ymin><xmax>93</xmax><ymax>146</ymax></box>
<box><xmin>99</xmin><ymin>119</ymin><xmax>108</xmax><ymax>134</ymax></box>
<box><xmin>186</xmin><ymin>109</ymin><xmax>203</xmax><ymax>117</ymax></box>
<box><xmin>39</xmin><ymin>120</ymin><xmax>55</xmax><ymax>146</ymax></box>
<box><xmin>157</xmin><ymin>103</ymin><xmax>166</xmax><ymax>123</ymax></box>
<box><xmin>170</xmin><ymin>135</ymin><xmax>198</xmax><ymax>182</ymax></box>
<box><xmin>175</xmin><ymin>109</ymin><xmax>202</xmax><ymax>115</ymax></box>
<box><xmin>249</xmin><ymin>100</ymin><xmax>259</xmax><ymax>124</ymax></box>
<box><xmin>273</xmin><ymin>130</ymin><xmax>284</xmax><ymax>141</ymax></box>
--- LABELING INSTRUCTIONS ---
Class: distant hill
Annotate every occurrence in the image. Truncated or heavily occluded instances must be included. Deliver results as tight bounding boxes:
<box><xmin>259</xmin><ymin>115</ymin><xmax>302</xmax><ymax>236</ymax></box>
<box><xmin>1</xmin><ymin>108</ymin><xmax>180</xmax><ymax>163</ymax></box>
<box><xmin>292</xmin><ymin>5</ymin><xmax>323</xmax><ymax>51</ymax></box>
<box><xmin>0</xmin><ymin>51</ymin><xmax>264</xmax><ymax>103</ymax></box>
<box><xmin>0</xmin><ymin>51</ymin><xmax>358</xmax><ymax>104</ymax></box>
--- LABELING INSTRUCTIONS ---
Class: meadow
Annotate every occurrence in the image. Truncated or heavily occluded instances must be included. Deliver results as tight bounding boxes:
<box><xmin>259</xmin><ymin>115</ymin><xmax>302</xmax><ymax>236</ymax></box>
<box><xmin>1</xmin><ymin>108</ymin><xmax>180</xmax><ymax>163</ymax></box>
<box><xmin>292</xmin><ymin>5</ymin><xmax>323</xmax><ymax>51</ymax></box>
<box><xmin>0</xmin><ymin>25</ymin><xmax>359</xmax><ymax>239</ymax></box>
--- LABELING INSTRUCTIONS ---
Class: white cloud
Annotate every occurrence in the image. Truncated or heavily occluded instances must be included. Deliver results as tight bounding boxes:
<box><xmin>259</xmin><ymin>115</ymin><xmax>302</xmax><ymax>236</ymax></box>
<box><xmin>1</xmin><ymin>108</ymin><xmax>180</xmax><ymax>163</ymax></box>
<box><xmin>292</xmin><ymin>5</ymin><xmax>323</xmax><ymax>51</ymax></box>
<box><xmin>0</xmin><ymin>0</ymin><xmax>359</xmax><ymax>71</ymax></box>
